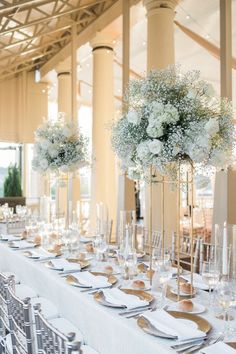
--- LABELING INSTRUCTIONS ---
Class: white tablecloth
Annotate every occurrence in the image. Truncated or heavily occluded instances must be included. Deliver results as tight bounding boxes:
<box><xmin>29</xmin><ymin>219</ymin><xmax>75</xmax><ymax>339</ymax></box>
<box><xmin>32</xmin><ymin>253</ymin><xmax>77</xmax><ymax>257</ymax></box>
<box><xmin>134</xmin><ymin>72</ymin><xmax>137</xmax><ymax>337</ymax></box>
<box><xmin>0</xmin><ymin>244</ymin><xmax>235</xmax><ymax>354</ymax></box>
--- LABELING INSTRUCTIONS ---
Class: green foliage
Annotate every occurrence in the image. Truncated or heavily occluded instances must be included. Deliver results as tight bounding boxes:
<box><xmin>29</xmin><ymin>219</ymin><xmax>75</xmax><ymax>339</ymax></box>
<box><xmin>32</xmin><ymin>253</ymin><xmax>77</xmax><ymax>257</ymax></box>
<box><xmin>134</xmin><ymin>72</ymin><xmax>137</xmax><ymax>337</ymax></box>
<box><xmin>3</xmin><ymin>164</ymin><xmax>22</xmax><ymax>197</ymax></box>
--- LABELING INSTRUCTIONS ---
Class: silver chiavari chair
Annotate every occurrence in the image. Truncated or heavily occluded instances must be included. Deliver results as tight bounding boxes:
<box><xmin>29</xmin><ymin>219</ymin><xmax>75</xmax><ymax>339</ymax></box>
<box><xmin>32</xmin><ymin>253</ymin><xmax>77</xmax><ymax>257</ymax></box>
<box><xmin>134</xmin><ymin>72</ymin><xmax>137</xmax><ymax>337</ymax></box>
<box><xmin>6</xmin><ymin>220</ymin><xmax>25</xmax><ymax>235</ymax></box>
<box><xmin>0</xmin><ymin>273</ymin><xmax>15</xmax><ymax>339</ymax></box>
<box><xmin>143</xmin><ymin>228</ymin><xmax>162</xmax><ymax>254</ymax></box>
<box><xmin>33</xmin><ymin>304</ymin><xmax>82</xmax><ymax>354</ymax></box>
<box><xmin>171</xmin><ymin>233</ymin><xmax>202</xmax><ymax>273</ymax></box>
<box><xmin>4</xmin><ymin>279</ymin><xmax>35</xmax><ymax>354</ymax></box>
<box><xmin>199</xmin><ymin>240</ymin><xmax>232</xmax><ymax>275</ymax></box>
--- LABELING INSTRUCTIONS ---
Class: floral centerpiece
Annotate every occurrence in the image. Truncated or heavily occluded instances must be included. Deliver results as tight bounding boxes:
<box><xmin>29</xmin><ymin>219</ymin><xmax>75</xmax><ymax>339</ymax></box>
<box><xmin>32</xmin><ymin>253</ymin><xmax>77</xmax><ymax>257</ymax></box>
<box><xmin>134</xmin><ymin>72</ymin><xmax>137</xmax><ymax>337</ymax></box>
<box><xmin>32</xmin><ymin>117</ymin><xmax>89</xmax><ymax>174</ymax></box>
<box><xmin>111</xmin><ymin>66</ymin><xmax>234</xmax><ymax>180</ymax></box>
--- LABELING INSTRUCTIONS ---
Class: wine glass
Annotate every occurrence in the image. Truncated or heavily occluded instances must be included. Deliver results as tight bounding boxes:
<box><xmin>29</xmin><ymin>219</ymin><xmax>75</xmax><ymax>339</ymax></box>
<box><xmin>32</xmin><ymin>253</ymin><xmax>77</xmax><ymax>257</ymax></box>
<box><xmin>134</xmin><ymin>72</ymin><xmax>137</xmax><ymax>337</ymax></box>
<box><xmin>94</xmin><ymin>234</ymin><xmax>108</xmax><ymax>261</ymax></box>
<box><xmin>152</xmin><ymin>259</ymin><xmax>172</xmax><ymax>307</ymax></box>
<box><xmin>201</xmin><ymin>260</ymin><xmax>220</xmax><ymax>306</ymax></box>
<box><xmin>216</xmin><ymin>280</ymin><xmax>236</xmax><ymax>340</ymax></box>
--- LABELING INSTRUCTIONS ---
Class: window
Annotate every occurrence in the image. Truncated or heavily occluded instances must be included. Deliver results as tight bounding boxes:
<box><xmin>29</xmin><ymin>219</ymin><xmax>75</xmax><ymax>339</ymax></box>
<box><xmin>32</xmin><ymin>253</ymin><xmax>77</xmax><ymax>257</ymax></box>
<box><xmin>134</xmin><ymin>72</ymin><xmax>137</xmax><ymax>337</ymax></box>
<box><xmin>0</xmin><ymin>142</ymin><xmax>22</xmax><ymax>197</ymax></box>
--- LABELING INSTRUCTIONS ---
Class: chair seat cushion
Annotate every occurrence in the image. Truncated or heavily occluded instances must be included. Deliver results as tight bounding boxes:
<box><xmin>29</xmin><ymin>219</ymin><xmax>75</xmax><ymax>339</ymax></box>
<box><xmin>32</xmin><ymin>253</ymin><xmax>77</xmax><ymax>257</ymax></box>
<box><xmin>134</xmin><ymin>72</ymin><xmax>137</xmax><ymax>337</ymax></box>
<box><xmin>15</xmin><ymin>284</ymin><xmax>38</xmax><ymax>299</ymax></box>
<box><xmin>81</xmin><ymin>345</ymin><xmax>100</xmax><ymax>354</ymax></box>
<box><xmin>31</xmin><ymin>297</ymin><xmax>59</xmax><ymax>321</ymax></box>
<box><xmin>49</xmin><ymin>317</ymin><xmax>83</xmax><ymax>342</ymax></box>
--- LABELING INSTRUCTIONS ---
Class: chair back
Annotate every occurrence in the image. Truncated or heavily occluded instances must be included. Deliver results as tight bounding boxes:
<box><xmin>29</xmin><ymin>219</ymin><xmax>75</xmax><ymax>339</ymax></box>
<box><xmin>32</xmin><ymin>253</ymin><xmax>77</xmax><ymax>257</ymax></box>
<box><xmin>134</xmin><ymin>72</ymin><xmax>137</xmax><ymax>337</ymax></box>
<box><xmin>34</xmin><ymin>304</ymin><xmax>82</xmax><ymax>354</ymax></box>
<box><xmin>7</xmin><ymin>220</ymin><xmax>25</xmax><ymax>235</ymax></box>
<box><xmin>4</xmin><ymin>279</ymin><xmax>35</xmax><ymax>354</ymax></box>
<box><xmin>142</xmin><ymin>228</ymin><xmax>162</xmax><ymax>254</ymax></box>
<box><xmin>0</xmin><ymin>273</ymin><xmax>15</xmax><ymax>335</ymax></box>
<box><xmin>199</xmin><ymin>240</ymin><xmax>232</xmax><ymax>275</ymax></box>
<box><xmin>171</xmin><ymin>233</ymin><xmax>201</xmax><ymax>273</ymax></box>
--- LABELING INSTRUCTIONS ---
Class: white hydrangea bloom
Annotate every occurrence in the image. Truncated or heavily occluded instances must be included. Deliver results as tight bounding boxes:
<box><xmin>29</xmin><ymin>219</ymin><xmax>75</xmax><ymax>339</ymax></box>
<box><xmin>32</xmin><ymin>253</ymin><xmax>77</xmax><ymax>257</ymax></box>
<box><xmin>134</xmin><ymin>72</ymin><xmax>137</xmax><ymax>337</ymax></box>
<box><xmin>148</xmin><ymin>139</ymin><xmax>162</xmax><ymax>155</ymax></box>
<box><xmin>62</xmin><ymin>126</ymin><xmax>73</xmax><ymax>138</ymax></box>
<box><xmin>48</xmin><ymin>146</ymin><xmax>58</xmax><ymax>158</ymax></box>
<box><xmin>151</xmin><ymin>101</ymin><xmax>164</xmax><ymax>114</ymax></box>
<box><xmin>40</xmin><ymin>139</ymin><xmax>51</xmax><ymax>150</ymax></box>
<box><xmin>205</xmin><ymin>118</ymin><xmax>219</xmax><ymax>137</ymax></box>
<box><xmin>164</xmin><ymin>103</ymin><xmax>179</xmax><ymax>123</ymax></box>
<box><xmin>146</xmin><ymin>123</ymin><xmax>163</xmax><ymax>138</ymax></box>
<box><xmin>137</xmin><ymin>141</ymin><xmax>152</xmax><ymax>161</ymax></box>
<box><xmin>189</xmin><ymin>148</ymin><xmax>207</xmax><ymax>163</ymax></box>
<box><xmin>126</xmin><ymin>110</ymin><xmax>140</xmax><ymax>125</ymax></box>
<box><xmin>40</xmin><ymin>159</ymin><xmax>49</xmax><ymax>170</ymax></box>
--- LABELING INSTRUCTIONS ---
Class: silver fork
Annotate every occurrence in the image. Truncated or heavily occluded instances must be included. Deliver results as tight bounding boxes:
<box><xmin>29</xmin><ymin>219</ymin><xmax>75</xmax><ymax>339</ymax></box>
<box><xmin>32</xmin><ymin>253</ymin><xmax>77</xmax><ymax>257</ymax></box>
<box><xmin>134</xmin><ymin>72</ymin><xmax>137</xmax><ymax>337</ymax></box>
<box><xmin>122</xmin><ymin>302</ymin><xmax>165</xmax><ymax>319</ymax></box>
<box><xmin>175</xmin><ymin>334</ymin><xmax>224</xmax><ymax>353</ymax></box>
<box><xmin>187</xmin><ymin>334</ymin><xmax>224</xmax><ymax>353</ymax></box>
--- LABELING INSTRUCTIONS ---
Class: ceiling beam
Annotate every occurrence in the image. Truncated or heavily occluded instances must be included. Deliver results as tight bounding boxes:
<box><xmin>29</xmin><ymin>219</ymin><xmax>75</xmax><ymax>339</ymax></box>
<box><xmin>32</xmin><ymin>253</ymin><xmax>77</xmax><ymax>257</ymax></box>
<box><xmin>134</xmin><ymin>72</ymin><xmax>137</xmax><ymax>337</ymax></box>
<box><xmin>0</xmin><ymin>0</ymin><xmax>108</xmax><ymax>36</ymax></box>
<box><xmin>0</xmin><ymin>22</ymin><xmax>73</xmax><ymax>50</ymax></box>
<box><xmin>0</xmin><ymin>36</ymin><xmax>69</xmax><ymax>62</ymax></box>
<box><xmin>41</xmin><ymin>0</ymin><xmax>139</xmax><ymax>77</ymax></box>
<box><xmin>0</xmin><ymin>0</ymin><xmax>51</xmax><ymax>15</ymax></box>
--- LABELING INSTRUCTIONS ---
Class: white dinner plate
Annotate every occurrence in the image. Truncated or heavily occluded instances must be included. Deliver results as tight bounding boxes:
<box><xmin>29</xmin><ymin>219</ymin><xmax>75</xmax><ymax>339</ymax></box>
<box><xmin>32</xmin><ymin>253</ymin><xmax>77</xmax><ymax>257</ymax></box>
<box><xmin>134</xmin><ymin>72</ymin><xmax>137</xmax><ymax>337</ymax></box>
<box><xmin>168</xmin><ymin>302</ymin><xmax>206</xmax><ymax>314</ymax></box>
<box><xmin>120</xmin><ymin>280</ymin><xmax>151</xmax><ymax>291</ymax></box>
<box><xmin>170</xmin><ymin>287</ymin><xmax>197</xmax><ymax>297</ymax></box>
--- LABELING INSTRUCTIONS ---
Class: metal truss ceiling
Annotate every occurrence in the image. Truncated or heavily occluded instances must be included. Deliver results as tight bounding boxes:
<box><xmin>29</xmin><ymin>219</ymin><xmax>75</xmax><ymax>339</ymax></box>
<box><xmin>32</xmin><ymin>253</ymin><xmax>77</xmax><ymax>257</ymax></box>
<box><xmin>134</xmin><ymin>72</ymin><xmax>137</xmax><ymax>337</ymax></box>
<box><xmin>0</xmin><ymin>0</ymin><xmax>118</xmax><ymax>81</ymax></box>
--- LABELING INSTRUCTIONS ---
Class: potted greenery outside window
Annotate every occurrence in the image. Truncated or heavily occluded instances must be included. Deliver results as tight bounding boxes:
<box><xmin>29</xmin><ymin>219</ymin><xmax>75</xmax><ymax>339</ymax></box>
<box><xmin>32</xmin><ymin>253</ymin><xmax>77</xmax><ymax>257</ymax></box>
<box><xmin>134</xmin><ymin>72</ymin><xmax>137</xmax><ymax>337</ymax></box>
<box><xmin>0</xmin><ymin>164</ymin><xmax>25</xmax><ymax>211</ymax></box>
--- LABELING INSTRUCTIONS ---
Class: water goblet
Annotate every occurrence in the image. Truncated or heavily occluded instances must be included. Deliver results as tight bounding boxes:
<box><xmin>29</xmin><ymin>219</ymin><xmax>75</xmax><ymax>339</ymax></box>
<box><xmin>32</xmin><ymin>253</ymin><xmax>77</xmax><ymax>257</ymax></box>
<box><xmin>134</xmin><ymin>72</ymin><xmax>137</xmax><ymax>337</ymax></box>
<box><xmin>201</xmin><ymin>260</ymin><xmax>220</xmax><ymax>306</ymax></box>
<box><xmin>216</xmin><ymin>279</ymin><xmax>236</xmax><ymax>340</ymax></box>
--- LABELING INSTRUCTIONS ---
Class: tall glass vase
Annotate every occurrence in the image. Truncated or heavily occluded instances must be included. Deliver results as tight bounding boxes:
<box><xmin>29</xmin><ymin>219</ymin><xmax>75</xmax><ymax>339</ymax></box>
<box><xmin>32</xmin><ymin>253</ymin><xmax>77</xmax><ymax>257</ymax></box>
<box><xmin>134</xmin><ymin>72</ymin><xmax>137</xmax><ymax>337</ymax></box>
<box><xmin>119</xmin><ymin>210</ymin><xmax>136</xmax><ymax>250</ymax></box>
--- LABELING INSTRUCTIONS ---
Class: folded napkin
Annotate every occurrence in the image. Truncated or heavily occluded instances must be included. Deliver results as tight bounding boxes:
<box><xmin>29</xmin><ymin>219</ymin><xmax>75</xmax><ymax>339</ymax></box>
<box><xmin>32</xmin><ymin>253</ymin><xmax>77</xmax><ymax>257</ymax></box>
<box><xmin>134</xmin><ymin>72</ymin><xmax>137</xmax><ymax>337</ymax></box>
<box><xmin>50</xmin><ymin>259</ymin><xmax>81</xmax><ymax>272</ymax></box>
<box><xmin>1</xmin><ymin>234</ymin><xmax>21</xmax><ymax>241</ymax></box>
<box><xmin>80</xmin><ymin>236</ymin><xmax>93</xmax><ymax>243</ymax></box>
<box><xmin>10</xmin><ymin>240</ymin><xmax>34</xmax><ymax>249</ymax></box>
<box><xmin>72</xmin><ymin>271</ymin><xmax>110</xmax><ymax>288</ymax></box>
<box><xmin>181</xmin><ymin>274</ymin><xmax>209</xmax><ymax>290</ymax></box>
<box><xmin>143</xmin><ymin>309</ymin><xmax>206</xmax><ymax>341</ymax></box>
<box><xmin>102</xmin><ymin>288</ymin><xmax>149</xmax><ymax>309</ymax></box>
<box><xmin>200</xmin><ymin>342</ymin><xmax>236</xmax><ymax>353</ymax></box>
<box><xmin>27</xmin><ymin>247</ymin><xmax>57</xmax><ymax>260</ymax></box>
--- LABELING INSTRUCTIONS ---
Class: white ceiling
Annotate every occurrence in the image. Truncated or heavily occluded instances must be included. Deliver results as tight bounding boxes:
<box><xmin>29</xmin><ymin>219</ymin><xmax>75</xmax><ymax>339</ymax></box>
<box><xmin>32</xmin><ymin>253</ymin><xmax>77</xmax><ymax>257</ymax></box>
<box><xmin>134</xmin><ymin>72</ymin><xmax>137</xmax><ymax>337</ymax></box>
<box><xmin>47</xmin><ymin>0</ymin><xmax>236</xmax><ymax>109</ymax></box>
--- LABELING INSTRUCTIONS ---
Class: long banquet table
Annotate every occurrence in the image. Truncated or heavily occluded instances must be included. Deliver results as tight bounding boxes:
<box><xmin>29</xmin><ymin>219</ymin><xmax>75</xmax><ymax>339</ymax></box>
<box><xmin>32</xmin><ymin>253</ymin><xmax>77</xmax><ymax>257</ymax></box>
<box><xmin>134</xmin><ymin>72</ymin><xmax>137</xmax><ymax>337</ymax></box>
<box><xmin>0</xmin><ymin>243</ymin><xmax>234</xmax><ymax>354</ymax></box>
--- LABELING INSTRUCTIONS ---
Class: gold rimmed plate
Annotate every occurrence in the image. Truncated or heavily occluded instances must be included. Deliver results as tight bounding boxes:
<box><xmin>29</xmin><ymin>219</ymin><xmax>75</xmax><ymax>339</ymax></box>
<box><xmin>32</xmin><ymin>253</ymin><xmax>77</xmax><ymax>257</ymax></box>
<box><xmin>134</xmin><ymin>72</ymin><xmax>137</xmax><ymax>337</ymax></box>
<box><xmin>45</xmin><ymin>259</ymin><xmax>90</xmax><ymax>271</ymax></box>
<box><xmin>93</xmin><ymin>288</ymin><xmax>153</xmax><ymax>308</ymax></box>
<box><xmin>23</xmin><ymin>250</ymin><xmax>61</xmax><ymax>259</ymax></box>
<box><xmin>137</xmin><ymin>311</ymin><xmax>211</xmax><ymax>339</ymax></box>
<box><xmin>66</xmin><ymin>271</ymin><xmax>117</xmax><ymax>288</ymax></box>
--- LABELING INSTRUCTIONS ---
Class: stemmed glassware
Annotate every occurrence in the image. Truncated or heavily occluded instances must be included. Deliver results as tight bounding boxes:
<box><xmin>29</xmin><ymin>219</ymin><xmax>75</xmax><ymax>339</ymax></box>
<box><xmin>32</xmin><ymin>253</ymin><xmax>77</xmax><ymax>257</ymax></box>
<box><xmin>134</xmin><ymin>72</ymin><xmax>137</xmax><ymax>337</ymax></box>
<box><xmin>216</xmin><ymin>279</ymin><xmax>236</xmax><ymax>340</ymax></box>
<box><xmin>201</xmin><ymin>260</ymin><xmax>220</xmax><ymax>306</ymax></box>
<box><xmin>152</xmin><ymin>258</ymin><xmax>172</xmax><ymax>307</ymax></box>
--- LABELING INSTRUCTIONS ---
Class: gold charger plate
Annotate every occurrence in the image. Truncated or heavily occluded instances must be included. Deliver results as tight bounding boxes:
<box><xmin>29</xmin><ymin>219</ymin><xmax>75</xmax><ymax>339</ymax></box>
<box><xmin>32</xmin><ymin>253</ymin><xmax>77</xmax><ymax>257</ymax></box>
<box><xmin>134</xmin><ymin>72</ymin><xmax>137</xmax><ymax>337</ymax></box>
<box><xmin>137</xmin><ymin>310</ymin><xmax>211</xmax><ymax>338</ymax></box>
<box><xmin>66</xmin><ymin>259</ymin><xmax>90</xmax><ymax>269</ymax></box>
<box><xmin>45</xmin><ymin>259</ymin><xmax>90</xmax><ymax>271</ymax></box>
<box><xmin>94</xmin><ymin>288</ymin><xmax>153</xmax><ymax>308</ymax></box>
<box><xmin>23</xmin><ymin>250</ymin><xmax>61</xmax><ymax>258</ymax></box>
<box><xmin>227</xmin><ymin>343</ymin><xmax>236</xmax><ymax>349</ymax></box>
<box><xmin>66</xmin><ymin>271</ymin><xmax>117</xmax><ymax>288</ymax></box>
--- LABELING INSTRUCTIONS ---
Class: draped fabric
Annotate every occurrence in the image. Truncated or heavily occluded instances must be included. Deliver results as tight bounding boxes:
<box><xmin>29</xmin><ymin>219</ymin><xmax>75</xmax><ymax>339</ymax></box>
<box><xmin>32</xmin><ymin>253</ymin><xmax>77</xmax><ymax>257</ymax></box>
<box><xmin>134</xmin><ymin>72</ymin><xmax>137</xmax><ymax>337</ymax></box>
<box><xmin>0</xmin><ymin>72</ymin><xmax>48</xmax><ymax>143</ymax></box>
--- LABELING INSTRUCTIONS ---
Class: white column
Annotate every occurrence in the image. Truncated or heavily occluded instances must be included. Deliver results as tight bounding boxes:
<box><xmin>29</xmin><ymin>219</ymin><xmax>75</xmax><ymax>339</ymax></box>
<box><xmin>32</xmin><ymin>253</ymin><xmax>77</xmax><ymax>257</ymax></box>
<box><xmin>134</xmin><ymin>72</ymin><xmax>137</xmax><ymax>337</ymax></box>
<box><xmin>143</xmin><ymin>0</ymin><xmax>178</xmax><ymax>241</ymax></box>
<box><xmin>57</xmin><ymin>60</ymin><xmax>72</xmax><ymax>117</ymax></box>
<box><xmin>56</xmin><ymin>59</ymin><xmax>80</xmax><ymax>220</ymax></box>
<box><xmin>213</xmin><ymin>0</ymin><xmax>236</xmax><ymax>228</ymax></box>
<box><xmin>117</xmin><ymin>0</ymin><xmax>136</xmax><ymax>232</ymax></box>
<box><xmin>90</xmin><ymin>33</ymin><xmax>117</xmax><ymax>239</ymax></box>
